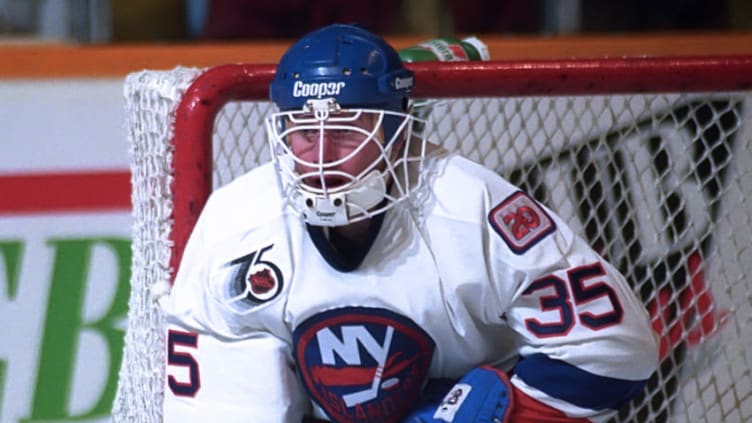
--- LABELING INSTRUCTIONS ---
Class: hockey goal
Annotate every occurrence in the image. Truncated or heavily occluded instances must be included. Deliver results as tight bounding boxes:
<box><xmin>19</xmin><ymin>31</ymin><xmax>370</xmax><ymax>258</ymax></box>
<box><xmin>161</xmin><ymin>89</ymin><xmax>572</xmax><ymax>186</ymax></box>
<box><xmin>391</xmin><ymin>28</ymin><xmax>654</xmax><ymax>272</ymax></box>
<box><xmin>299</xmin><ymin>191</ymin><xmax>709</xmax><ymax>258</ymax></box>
<box><xmin>116</xmin><ymin>57</ymin><xmax>752</xmax><ymax>423</ymax></box>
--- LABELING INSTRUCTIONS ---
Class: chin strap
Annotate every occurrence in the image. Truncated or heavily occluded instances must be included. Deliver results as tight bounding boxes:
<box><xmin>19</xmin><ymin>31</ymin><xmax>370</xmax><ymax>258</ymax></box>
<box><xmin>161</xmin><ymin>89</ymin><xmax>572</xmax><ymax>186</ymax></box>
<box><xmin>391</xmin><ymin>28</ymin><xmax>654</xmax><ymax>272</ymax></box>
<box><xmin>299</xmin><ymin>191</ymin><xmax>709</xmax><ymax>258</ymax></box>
<box><xmin>297</xmin><ymin>170</ymin><xmax>387</xmax><ymax>226</ymax></box>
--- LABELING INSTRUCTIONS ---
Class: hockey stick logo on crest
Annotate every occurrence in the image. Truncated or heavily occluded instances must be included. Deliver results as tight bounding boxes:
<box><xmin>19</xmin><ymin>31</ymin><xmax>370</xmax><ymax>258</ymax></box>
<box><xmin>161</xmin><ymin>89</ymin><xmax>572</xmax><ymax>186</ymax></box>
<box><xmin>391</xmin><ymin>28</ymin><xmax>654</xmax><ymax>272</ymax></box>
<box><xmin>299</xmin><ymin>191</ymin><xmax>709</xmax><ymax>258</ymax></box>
<box><xmin>293</xmin><ymin>307</ymin><xmax>435</xmax><ymax>423</ymax></box>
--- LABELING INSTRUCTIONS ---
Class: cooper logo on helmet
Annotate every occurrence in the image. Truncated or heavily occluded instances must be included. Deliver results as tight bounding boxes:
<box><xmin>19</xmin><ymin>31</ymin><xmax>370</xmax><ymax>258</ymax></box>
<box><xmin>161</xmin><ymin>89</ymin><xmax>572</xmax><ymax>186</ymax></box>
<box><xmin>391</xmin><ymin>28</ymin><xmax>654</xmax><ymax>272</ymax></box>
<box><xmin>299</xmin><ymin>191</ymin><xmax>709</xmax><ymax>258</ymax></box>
<box><xmin>293</xmin><ymin>80</ymin><xmax>346</xmax><ymax>98</ymax></box>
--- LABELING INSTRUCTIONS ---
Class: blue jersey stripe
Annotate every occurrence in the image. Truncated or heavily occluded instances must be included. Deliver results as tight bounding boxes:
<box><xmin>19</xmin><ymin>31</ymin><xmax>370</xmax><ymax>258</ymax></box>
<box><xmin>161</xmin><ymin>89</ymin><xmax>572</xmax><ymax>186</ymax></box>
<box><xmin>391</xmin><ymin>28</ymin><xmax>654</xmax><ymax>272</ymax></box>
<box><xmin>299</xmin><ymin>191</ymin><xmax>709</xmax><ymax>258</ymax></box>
<box><xmin>514</xmin><ymin>353</ymin><xmax>648</xmax><ymax>410</ymax></box>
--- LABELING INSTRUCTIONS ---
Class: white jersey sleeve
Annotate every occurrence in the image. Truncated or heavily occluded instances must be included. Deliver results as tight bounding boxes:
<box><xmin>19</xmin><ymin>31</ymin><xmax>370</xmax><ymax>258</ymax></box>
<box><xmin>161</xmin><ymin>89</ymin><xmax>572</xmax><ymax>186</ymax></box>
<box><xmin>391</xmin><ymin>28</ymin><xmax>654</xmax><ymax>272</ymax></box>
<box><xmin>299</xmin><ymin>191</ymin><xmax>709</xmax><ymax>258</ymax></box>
<box><xmin>162</xmin><ymin>323</ymin><xmax>307</xmax><ymax>422</ymax></box>
<box><xmin>424</xmin><ymin>151</ymin><xmax>658</xmax><ymax>421</ymax></box>
<box><xmin>481</xmin><ymin>175</ymin><xmax>659</xmax><ymax>420</ymax></box>
<box><xmin>160</xmin><ymin>164</ymin><xmax>310</xmax><ymax>422</ymax></box>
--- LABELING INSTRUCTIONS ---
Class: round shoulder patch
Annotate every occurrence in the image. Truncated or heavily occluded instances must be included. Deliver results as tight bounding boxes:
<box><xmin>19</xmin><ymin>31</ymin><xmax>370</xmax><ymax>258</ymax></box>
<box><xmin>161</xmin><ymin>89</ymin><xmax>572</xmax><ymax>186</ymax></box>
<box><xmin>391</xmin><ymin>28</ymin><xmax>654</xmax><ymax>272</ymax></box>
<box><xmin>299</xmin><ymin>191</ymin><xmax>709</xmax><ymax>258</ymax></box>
<box><xmin>221</xmin><ymin>244</ymin><xmax>285</xmax><ymax>312</ymax></box>
<box><xmin>293</xmin><ymin>307</ymin><xmax>435</xmax><ymax>423</ymax></box>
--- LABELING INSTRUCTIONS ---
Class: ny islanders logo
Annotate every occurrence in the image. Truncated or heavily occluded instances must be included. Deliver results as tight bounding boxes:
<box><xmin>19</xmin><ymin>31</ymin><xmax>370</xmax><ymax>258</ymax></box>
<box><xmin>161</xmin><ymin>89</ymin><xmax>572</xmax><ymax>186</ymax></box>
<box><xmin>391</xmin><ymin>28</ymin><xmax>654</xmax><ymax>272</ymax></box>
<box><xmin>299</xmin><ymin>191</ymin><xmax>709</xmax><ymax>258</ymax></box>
<box><xmin>293</xmin><ymin>307</ymin><xmax>435</xmax><ymax>423</ymax></box>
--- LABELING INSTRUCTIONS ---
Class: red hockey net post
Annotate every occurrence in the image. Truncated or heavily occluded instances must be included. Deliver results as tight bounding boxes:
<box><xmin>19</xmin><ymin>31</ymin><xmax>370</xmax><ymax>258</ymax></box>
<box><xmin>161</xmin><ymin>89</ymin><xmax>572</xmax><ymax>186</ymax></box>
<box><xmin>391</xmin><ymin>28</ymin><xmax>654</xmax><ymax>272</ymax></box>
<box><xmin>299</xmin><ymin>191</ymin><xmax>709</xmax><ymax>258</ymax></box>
<box><xmin>116</xmin><ymin>56</ymin><xmax>752</xmax><ymax>423</ymax></box>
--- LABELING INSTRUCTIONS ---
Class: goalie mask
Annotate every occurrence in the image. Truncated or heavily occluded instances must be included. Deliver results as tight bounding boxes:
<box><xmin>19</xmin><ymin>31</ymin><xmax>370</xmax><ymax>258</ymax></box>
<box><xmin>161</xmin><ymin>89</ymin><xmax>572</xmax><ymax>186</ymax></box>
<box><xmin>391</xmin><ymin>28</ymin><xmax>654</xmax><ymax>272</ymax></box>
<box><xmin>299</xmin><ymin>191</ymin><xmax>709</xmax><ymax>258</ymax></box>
<box><xmin>267</xmin><ymin>24</ymin><xmax>425</xmax><ymax>226</ymax></box>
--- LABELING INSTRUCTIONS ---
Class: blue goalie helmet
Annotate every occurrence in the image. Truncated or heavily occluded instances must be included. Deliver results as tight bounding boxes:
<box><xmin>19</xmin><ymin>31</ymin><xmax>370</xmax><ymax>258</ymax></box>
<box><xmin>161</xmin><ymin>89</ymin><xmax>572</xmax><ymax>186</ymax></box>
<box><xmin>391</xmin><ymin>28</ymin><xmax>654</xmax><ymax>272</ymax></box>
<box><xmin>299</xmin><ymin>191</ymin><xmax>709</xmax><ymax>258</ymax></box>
<box><xmin>269</xmin><ymin>23</ymin><xmax>415</xmax><ymax>113</ymax></box>
<box><xmin>265</xmin><ymin>24</ymin><xmax>427</xmax><ymax>228</ymax></box>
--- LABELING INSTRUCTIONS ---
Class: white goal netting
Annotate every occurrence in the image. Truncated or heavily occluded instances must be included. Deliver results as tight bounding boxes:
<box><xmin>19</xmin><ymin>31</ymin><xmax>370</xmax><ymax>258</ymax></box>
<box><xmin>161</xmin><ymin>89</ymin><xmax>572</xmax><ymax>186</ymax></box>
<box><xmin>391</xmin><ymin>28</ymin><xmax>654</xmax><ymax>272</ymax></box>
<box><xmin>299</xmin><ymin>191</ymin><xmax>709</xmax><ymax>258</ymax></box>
<box><xmin>115</xmin><ymin>60</ymin><xmax>752</xmax><ymax>423</ymax></box>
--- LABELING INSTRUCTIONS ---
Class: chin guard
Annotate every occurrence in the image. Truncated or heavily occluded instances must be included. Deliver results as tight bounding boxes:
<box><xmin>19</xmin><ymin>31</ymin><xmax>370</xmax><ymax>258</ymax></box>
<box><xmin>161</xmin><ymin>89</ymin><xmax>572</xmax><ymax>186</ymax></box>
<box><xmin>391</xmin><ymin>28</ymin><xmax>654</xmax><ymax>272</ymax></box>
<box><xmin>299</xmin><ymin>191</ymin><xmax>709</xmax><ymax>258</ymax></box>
<box><xmin>298</xmin><ymin>170</ymin><xmax>388</xmax><ymax>226</ymax></box>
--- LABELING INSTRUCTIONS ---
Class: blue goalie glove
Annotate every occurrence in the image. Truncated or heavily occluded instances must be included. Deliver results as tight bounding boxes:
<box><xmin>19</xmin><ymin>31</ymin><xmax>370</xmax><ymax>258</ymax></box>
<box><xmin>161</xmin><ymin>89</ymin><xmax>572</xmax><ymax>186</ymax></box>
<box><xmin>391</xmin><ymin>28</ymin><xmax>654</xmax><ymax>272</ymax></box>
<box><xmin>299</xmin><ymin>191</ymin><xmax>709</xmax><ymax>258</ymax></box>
<box><xmin>404</xmin><ymin>366</ymin><xmax>513</xmax><ymax>423</ymax></box>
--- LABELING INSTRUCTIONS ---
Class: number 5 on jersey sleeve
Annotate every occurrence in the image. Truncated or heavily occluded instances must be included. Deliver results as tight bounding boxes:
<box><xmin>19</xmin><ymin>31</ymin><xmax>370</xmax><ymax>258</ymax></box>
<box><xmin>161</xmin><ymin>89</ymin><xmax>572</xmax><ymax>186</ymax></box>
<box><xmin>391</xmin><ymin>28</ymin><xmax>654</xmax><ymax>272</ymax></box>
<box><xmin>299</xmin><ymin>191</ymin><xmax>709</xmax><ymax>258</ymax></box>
<box><xmin>522</xmin><ymin>262</ymin><xmax>624</xmax><ymax>338</ymax></box>
<box><xmin>167</xmin><ymin>330</ymin><xmax>201</xmax><ymax>396</ymax></box>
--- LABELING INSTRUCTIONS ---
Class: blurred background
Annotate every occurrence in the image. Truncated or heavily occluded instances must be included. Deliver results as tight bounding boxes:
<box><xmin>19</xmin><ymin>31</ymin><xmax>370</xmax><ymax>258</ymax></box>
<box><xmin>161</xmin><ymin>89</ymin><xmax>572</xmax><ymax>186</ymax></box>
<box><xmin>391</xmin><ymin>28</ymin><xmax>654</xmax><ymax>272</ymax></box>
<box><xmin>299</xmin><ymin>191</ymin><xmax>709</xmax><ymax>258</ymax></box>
<box><xmin>1</xmin><ymin>2</ymin><xmax>752</xmax><ymax>423</ymax></box>
<box><xmin>1</xmin><ymin>0</ymin><xmax>751</xmax><ymax>44</ymax></box>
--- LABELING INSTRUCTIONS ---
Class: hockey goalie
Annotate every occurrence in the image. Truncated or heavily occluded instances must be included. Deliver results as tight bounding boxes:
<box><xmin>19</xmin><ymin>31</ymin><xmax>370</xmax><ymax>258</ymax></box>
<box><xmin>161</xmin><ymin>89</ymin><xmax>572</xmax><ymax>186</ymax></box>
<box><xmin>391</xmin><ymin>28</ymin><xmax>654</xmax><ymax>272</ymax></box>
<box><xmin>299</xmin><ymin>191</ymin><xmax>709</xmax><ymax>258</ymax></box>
<box><xmin>159</xmin><ymin>23</ymin><xmax>659</xmax><ymax>423</ymax></box>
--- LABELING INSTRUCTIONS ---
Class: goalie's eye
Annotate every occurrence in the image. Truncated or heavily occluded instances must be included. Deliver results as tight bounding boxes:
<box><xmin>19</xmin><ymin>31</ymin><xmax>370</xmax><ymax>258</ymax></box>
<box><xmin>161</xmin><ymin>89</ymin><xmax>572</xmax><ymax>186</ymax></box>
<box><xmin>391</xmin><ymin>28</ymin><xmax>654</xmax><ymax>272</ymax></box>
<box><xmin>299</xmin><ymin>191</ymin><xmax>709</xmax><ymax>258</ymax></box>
<box><xmin>292</xmin><ymin>127</ymin><xmax>364</xmax><ymax>149</ymax></box>
<box><xmin>326</xmin><ymin>128</ymin><xmax>359</xmax><ymax>138</ymax></box>
<box><xmin>300</xmin><ymin>128</ymin><xmax>319</xmax><ymax>138</ymax></box>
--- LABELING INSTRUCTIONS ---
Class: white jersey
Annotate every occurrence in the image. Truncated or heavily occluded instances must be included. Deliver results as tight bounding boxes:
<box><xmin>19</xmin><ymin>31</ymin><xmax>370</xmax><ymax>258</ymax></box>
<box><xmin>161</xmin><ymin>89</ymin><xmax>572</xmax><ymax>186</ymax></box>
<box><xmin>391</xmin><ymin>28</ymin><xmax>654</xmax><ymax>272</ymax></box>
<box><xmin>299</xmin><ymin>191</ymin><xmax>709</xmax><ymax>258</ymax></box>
<box><xmin>161</xmin><ymin>144</ymin><xmax>659</xmax><ymax>423</ymax></box>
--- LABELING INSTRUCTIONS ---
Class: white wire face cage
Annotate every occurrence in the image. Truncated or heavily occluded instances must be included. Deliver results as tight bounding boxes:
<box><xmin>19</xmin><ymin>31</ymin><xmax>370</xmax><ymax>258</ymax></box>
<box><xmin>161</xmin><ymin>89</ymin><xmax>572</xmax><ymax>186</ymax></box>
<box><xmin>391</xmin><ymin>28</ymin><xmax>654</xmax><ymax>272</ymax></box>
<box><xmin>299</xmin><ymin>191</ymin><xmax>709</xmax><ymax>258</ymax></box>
<box><xmin>266</xmin><ymin>98</ymin><xmax>426</xmax><ymax>226</ymax></box>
